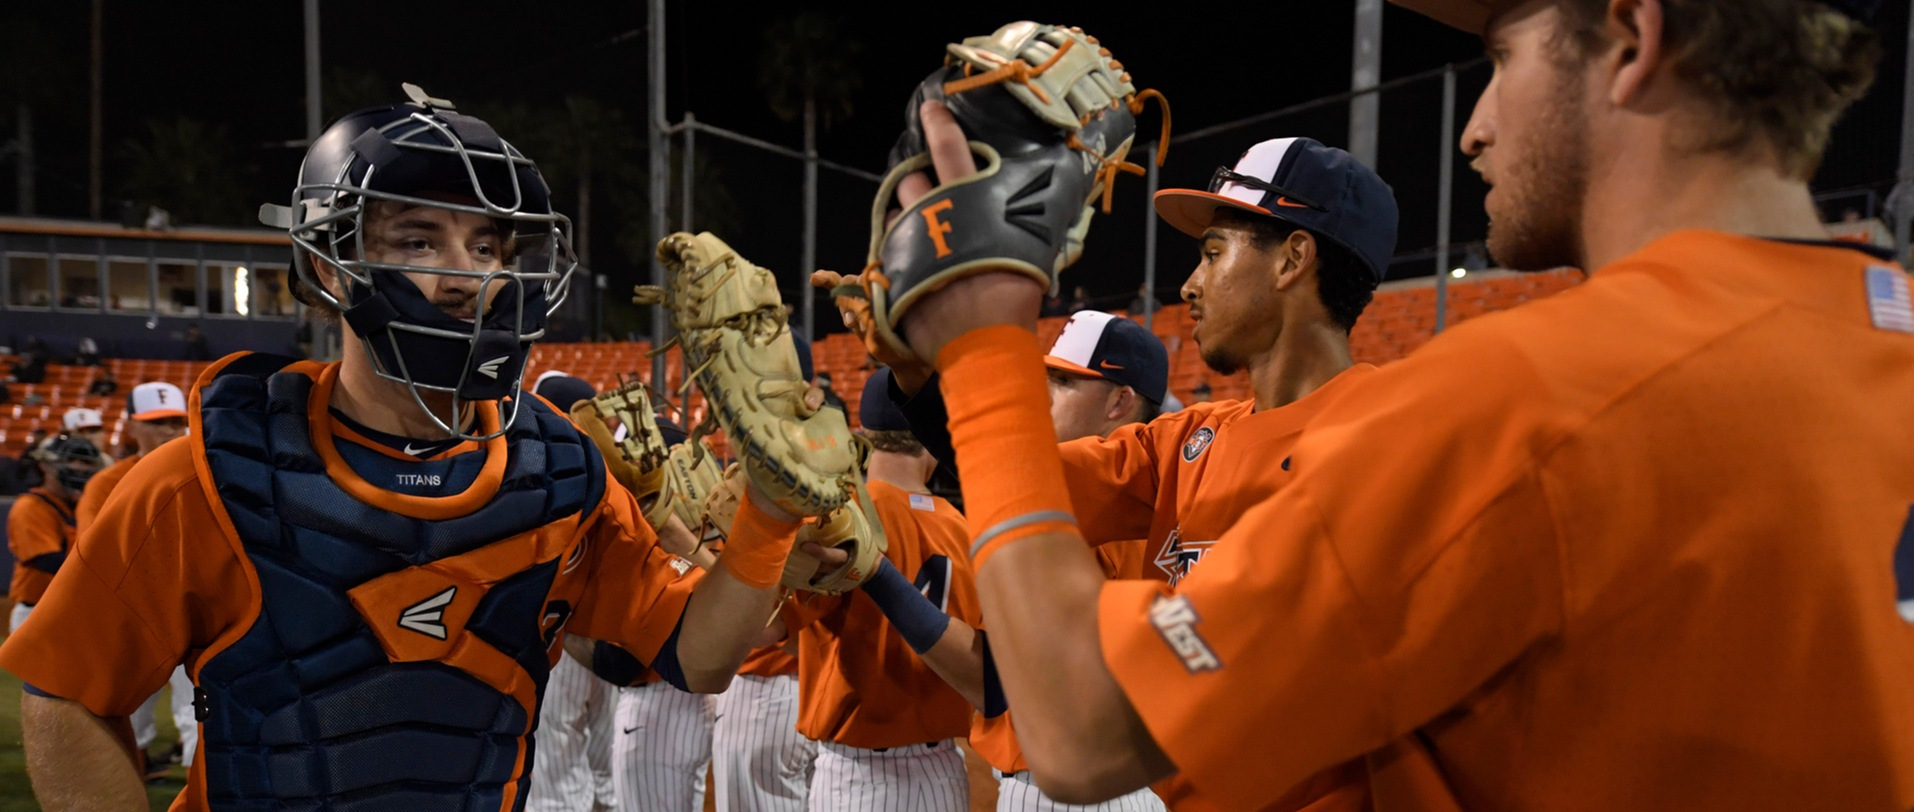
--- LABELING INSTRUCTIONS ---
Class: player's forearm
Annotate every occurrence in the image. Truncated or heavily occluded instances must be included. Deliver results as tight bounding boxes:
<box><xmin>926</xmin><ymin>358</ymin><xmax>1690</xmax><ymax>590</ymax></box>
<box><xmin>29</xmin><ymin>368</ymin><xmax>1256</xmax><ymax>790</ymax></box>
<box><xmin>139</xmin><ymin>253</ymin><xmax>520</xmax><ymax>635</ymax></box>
<box><xmin>977</xmin><ymin>536</ymin><xmax>1173</xmax><ymax>802</ymax></box>
<box><xmin>675</xmin><ymin>566</ymin><xmax>781</xmax><ymax>692</ymax></box>
<box><xmin>918</xmin><ymin>619</ymin><xmax>987</xmax><ymax>709</ymax></box>
<box><xmin>859</xmin><ymin>557</ymin><xmax>987</xmax><ymax>707</ymax></box>
<box><xmin>20</xmin><ymin>695</ymin><xmax>146</xmax><ymax>811</ymax></box>
<box><xmin>675</xmin><ymin>490</ymin><xmax>801</xmax><ymax>692</ymax></box>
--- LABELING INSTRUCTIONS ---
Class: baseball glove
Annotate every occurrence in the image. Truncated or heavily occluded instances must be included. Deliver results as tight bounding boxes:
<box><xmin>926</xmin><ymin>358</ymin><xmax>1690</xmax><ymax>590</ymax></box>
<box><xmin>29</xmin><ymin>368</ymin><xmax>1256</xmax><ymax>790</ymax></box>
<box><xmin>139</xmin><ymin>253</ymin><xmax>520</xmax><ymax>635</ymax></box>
<box><xmin>780</xmin><ymin>478</ymin><xmax>890</xmax><ymax>596</ymax></box>
<box><xmin>571</xmin><ymin>378</ymin><xmax>725</xmax><ymax>533</ymax></box>
<box><xmin>637</xmin><ymin>232</ymin><xmax>860</xmax><ymax>517</ymax></box>
<box><xmin>823</xmin><ymin>21</ymin><xmax>1169</xmax><ymax>365</ymax></box>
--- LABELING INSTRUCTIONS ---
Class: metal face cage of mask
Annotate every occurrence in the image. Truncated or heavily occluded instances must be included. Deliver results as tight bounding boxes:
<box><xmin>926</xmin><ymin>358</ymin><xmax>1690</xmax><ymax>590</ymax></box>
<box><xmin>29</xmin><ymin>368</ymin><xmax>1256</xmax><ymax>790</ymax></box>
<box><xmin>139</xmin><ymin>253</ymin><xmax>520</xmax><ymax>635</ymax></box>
<box><xmin>261</xmin><ymin>85</ymin><xmax>579</xmax><ymax>441</ymax></box>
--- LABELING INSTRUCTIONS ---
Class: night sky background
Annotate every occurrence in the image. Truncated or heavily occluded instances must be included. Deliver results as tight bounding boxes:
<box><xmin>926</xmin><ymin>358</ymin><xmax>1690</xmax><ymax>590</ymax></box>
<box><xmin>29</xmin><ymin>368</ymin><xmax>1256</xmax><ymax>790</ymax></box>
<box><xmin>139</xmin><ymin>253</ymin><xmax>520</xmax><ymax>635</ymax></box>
<box><xmin>1</xmin><ymin>1</ymin><xmax>1907</xmax><ymax>338</ymax></box>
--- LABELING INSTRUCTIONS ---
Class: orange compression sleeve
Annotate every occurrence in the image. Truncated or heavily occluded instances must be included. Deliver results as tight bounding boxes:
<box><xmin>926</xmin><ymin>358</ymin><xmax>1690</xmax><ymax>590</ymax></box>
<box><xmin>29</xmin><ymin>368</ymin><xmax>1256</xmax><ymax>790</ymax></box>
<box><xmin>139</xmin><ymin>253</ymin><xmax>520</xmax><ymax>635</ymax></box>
<box><xmin>935</xmin><ymin>325</ymin><xmax>1079</xmax><ymax>570</ymax></box>
<box><xmin>722</xmin><ymin>495</ymin><xmax>803</xmax><ymax>590</ymax></box>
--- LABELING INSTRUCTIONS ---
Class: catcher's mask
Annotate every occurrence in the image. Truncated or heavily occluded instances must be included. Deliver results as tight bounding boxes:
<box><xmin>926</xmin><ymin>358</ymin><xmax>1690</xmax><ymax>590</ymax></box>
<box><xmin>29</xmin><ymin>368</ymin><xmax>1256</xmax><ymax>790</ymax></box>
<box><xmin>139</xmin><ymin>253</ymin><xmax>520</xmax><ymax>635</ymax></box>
<box><xmin>35</xmin><ymin>434</ymin><xmax>105</xmax><ymax>494</ymax></box>
<box><xmin>260</xmin><ymin>83</ymin><xmax>578</xmax><ymax>441</ymax></box>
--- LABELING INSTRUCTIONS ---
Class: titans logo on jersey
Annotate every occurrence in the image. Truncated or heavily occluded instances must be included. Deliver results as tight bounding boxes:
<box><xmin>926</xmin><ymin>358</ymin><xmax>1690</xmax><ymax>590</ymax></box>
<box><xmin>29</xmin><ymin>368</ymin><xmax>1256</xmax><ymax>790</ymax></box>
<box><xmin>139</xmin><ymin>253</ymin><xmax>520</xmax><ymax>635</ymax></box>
<box><xmin>1154</xmin><ymin>528</ymin><xmax>1216</xmax><ymax>585</ymax></box>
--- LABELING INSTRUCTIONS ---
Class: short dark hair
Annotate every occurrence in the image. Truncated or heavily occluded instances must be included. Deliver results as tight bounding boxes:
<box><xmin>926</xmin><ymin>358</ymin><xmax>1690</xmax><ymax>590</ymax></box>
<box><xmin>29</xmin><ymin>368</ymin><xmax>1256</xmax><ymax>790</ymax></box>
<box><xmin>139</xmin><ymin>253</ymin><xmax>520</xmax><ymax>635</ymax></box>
<box><xmin>859</xmin><ymin>428</ymin><xmax>924</xmax><ymax>455</ymax></box>
<box><xmin>1215</xmin><ymin>209</ymin><xmax>1378</xmax><ymax>333</ymax></box>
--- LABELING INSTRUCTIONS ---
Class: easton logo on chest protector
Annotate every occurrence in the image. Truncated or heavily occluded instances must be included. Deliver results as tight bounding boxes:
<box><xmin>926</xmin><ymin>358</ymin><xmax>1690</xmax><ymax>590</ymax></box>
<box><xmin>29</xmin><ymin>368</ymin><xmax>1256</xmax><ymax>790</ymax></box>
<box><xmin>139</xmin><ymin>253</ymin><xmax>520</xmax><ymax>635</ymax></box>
<box><xmin>1182</xmin><ymin>426</ymin><xmax>1216</xmax><ymax>462</ymax></box>
<box><xmin>399</xmin><ymin>586</ymin><xmax>458</xmax><ymax>639</ymax></box>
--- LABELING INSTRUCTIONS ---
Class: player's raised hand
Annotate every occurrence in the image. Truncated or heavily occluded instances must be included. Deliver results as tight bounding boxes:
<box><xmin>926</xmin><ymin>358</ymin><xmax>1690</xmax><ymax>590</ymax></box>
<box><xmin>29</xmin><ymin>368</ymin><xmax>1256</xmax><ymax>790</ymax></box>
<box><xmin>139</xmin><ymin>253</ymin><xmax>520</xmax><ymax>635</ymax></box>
<box><xmin>892</xmin><ymin>100</ymin><xmax>1046</xmax><ymax>365</ymax></box>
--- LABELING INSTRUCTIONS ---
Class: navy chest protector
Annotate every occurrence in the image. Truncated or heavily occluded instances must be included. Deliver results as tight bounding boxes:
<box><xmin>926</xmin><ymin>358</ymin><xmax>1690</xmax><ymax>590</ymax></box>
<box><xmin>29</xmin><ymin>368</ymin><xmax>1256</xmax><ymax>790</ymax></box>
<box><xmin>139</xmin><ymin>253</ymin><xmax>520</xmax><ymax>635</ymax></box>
<box><xmin>192</xmin><ymin>355</ymin><xmax>604</xmax><ymax>811</ymax></box>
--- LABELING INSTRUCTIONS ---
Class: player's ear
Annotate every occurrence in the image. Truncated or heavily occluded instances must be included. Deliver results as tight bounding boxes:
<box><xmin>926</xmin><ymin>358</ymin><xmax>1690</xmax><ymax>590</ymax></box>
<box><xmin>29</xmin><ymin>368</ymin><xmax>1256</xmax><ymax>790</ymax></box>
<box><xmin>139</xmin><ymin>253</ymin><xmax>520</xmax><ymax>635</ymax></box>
<box><xmin>1272</xmin><ymin>231</ymin><xmax>1317</xmax><ymax>293</ymax></box>
<box><xmin>1105</xmin><ymin>384</ymin><xmax>1136</xmax><ymax>422</ymax></box>
<box><xmin>1603</xmin><ymin>0</ymin><xmax>1665</xmax><ymax>107</ymax></box>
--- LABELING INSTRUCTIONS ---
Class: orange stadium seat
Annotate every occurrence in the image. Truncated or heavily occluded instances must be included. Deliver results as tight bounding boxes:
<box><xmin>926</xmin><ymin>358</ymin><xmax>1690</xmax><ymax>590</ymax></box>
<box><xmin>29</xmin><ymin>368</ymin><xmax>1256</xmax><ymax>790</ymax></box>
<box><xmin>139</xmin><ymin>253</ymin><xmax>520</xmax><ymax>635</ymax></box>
<box><xmin>0</xmin><ymin>270</ymin><xmax>1588</xmax><ymax>459</ymax></box>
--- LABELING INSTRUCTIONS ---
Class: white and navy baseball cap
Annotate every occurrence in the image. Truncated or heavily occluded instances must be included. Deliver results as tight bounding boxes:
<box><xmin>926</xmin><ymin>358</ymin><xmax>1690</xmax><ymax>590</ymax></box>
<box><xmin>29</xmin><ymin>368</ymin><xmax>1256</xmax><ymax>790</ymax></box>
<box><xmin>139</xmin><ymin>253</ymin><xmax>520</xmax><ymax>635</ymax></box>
<box><xmin>127</xmin><ymin>382</ymin><xmax>187</xmax><ymax>421</ymax></box>
<box><xmin>63</xmin><ymin>407</ymin><xmax>104</xmax><ymax>431</ymax></box>
<box><xmin>1153</xmin><ymin>137</ymin><xmax>1399</xmax><ymax>283</ymax></box>
<box><xmin>1045</xmin><ymin>311</ymin><xmax>1169</xmax><ymax>404</ymax></box>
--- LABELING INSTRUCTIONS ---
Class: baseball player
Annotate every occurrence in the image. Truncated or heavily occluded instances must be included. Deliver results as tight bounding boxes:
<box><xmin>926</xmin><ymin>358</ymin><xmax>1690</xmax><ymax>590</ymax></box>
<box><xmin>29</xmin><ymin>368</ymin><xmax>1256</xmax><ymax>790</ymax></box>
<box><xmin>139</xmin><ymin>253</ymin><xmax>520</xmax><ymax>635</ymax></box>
<box><xmin>863</xmin><ymin>321</ymin><xmax>1172</xmax><ymax>811</ymax></box>
<box><xmin>885</xmin><ymin>1</ymin><xmax>1914</xmax><ymax>809</ymax></box>
<box><xmin>7</xmin><ymin>435</ymin><xmax>102</xmax><ymax>632</ymax></box>
<box><xmin>709</xmin><ymin>332</ymin><xmax>827</xmax><ymax>812</ymax></box>
<box><xmin>71</xmin><ymin>381</ymin><xmax>193</xmax><ymax>773</ymax></box>
<box><xmin>710</xmin><ymin>644</ymin><xmax>814</xmax><ymax>812</ymax></box>
<box><xmin>524</xmin><ymin>372</ymin><xmax>621</xmax><ymax>812</ymax></box>
<box><xmin>0</xmin><ymin>88</ymin><xmax>808</xmax><ymax>810</ymax></box>
<box><xmin>73</xmin><ymin>382</ymin><xmax>190</xmax><ymax>531</ymax></box>
<box><xmin>866</xmin><ymin>138</ymin><xmax>1396</xmax><ymax>810</ymax></box>
<box><xmin>61</xmin><ymin>407</ymin><xmax>111</xmax><ymax>460</ymax></box>
<box><xmin>571</xmin><ymin>415</ymin><xmax>722</xmax><ymax>812</ymax></box>
<box><xmin>763</xmin><ymin>370</ymin><xmax>978</xmax><ymax>812</ymax></box>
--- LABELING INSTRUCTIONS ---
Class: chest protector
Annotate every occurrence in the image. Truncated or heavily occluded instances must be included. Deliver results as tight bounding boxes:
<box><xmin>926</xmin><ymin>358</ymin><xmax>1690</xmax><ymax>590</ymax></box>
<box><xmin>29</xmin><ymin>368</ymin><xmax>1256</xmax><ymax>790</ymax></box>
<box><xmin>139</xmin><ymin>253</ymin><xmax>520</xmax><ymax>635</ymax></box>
<box><xmin>191</xmin><ymin>354</ymin><xmax>604</xmax><ymax>812</ymax></box>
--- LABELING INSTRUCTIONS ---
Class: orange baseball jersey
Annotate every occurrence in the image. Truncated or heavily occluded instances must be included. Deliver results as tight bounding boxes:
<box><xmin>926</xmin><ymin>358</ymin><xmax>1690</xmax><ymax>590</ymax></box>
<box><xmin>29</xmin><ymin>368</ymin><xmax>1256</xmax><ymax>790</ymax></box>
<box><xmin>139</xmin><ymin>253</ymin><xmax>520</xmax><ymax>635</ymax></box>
<box><xmin>1061</xmin><ymin>364</ymin><xmax>1377</xmax><ymax>584</ymax></box>
<box><xmin>739</xmin><ymin>642</ymin><xmax>799</xmax><ymax>677</ymax></box>
<box><xmin>784</xmin><ymin>479</ymin><xmax>978</xmax><ymax>749</ymax></box>
<box><xmin>1100</xmin><ymin>233</ymin><xmax>1914</xmax><ymax>810</ymax></box>
<box><xmin>74</xmin><ymin>451</ymin><xmax>142</xmax><ymax>536</ymax></box>
<box><xmin>7</xmin><ymin>486</ymin><xmax>76</xmax><ymax>605</ymax></box>
<box><xmin>0</xmin><ymin>357</ymin><xmax>703</xmax><ymax>812</ymax></box>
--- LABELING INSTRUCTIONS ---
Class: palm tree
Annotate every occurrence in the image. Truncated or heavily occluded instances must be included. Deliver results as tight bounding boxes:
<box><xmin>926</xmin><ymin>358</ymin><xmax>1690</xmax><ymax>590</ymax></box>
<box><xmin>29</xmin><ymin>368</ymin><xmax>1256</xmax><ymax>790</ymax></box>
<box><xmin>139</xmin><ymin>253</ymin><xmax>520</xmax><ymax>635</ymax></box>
<box><xmin>758</xmin><ymin>12</ymin><xmax>862</xmax><ymax>339</ymax></box>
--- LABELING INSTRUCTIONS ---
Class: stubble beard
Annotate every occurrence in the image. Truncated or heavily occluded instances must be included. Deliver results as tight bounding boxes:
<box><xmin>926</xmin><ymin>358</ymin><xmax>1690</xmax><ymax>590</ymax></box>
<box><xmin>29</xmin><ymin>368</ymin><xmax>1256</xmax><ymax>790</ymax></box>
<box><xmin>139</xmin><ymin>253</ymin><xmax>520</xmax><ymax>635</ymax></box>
<box><xmin>1486</xmin><ymin>65</ymin><xmax>1591</xmax><ymax>272</ymax></box>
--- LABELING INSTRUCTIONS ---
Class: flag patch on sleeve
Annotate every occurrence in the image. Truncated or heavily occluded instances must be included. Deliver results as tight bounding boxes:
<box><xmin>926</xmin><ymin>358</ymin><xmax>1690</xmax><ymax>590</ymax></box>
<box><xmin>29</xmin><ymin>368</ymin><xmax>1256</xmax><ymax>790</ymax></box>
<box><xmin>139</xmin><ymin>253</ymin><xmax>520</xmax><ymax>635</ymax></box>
<box><xmin>1866</xmin><ymin>265</ymin><xmax>1913</xmax><ymax>333</ymax></box>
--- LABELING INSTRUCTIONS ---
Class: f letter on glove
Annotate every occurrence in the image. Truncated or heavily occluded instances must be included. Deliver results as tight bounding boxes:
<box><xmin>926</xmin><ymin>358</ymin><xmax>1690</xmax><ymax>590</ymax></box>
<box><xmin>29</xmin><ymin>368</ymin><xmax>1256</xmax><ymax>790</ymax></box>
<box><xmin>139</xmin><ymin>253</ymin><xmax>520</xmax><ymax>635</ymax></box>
<box><xmin>820</xmin><ymin>21</ymin><xmax>1170</xmax><ymax>368</ymax></box>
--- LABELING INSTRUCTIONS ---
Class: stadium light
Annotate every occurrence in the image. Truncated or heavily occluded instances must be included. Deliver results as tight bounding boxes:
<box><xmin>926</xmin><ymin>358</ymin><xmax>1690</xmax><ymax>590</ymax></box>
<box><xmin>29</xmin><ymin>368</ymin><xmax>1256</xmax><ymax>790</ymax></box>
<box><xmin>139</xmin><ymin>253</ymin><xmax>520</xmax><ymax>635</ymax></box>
<box><xmin>235</xmin><ymin>266</ymin><xmax>250</xmax><ymax>316</ymax></box>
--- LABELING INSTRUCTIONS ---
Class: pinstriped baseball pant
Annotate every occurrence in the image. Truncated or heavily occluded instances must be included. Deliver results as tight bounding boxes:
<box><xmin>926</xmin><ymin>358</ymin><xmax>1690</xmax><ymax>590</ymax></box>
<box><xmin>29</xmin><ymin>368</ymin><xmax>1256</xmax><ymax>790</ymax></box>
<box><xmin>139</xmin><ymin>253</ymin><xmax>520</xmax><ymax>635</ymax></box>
<box><xmin>713</xmin><ymin>673</ymin><xmax>815</xmax><ymax>812</ymax></box>
<box><xmin>613</xmin><ymin>680</ymin><xmax>715</xmax><ymax>812</ymax></box>
<box><xmin>809</xmin><ymin>739</ymin><xmax>967</xmax><ymax>812</ymax></box>
<box><xmin>993</xmin><ymin>769</ymin><xmax>1167</xmax><ymax>812</ymax></box>
<box><xmin>529</xmin><ymin>654</ymin><xmax>619</xmax><ymax>812</ymax></box>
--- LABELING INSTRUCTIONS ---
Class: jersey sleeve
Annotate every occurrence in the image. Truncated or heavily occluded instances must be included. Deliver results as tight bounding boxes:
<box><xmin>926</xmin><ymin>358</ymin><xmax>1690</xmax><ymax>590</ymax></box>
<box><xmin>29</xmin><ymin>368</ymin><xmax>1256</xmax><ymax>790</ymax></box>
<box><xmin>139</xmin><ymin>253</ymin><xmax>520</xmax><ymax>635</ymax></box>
<box><xmin>565</xmin><ymin>479</ymin><xmax>703</xmax><ymax>666</ymax></box>
<box><xmin>0</xmin><ymin>445</ymin><xmax>252</xmax><ymax>718</ymax></box>
<box><xmin>1097</xmin><ymin>336</ymin><xmax>1567</xmax><ymax>809</ymax></box>
<box><xmin>6</xmin><ymin>497</ymin><xmax>65</xmax><ymax>563</ymax></box>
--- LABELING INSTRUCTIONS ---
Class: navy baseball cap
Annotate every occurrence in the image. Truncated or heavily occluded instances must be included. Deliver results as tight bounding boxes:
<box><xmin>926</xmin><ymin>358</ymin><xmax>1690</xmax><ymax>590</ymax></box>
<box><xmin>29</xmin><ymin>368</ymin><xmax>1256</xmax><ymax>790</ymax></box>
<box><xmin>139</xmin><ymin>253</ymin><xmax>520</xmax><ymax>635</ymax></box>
<box><xmin>655</xmin><ymin>414</ymin><xmax>689</xmax><ymax>447</ymax></box>
<box><xmin>533</xmin><ymin>372</ymin><xmax>597</xmax><ymax>412</ymax></box>
<box><xmin>1154</xmin><ymin>137</ymin><xmax>1399</xmax><ymax>283</ymax></box>
<box><xmin>1044</xmin><ymin>311</ymin><xmax>1169</xmax><ymax>404</ymax></box>
<box><xmin>1392</xmin><ymin>0</ymin><xmax>1877</xmax><ymax>33</ymax></box>
<box><xmin>859</xmin><ymin>368</ymin><xmax>911</xmax><ymax>431</ymax></box>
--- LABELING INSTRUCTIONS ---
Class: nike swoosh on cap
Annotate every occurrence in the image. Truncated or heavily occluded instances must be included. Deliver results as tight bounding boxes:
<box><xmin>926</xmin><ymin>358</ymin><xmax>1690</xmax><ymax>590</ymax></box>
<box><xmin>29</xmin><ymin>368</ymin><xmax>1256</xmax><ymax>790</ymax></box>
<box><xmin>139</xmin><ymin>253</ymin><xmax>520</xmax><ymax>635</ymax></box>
<box><xmin>1275</xmin><ymin>197</ymin><xmax>1311</xmax><ymax>209</ymax></box>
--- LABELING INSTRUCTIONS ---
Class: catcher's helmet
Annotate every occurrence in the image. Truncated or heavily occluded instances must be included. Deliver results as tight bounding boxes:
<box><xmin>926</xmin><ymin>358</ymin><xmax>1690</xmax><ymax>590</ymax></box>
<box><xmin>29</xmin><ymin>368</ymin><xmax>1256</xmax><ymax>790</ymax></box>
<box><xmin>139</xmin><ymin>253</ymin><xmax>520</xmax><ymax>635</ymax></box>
<box><xmin>34</xmin><ymin>434</ymin><xmax>105</xmax><ymax>493</ymax></box>
<box><xmin>259</xmin><ymin>83</ymin><xmax>578</xmax><ymax>440</ymax></box>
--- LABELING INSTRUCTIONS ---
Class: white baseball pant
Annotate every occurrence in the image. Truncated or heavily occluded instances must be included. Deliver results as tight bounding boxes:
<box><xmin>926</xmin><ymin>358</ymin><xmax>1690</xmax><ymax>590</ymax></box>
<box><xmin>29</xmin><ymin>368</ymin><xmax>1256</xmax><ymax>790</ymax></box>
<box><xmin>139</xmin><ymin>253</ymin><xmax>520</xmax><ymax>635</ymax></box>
<box><xmin>995</xmin><ymin>769</ymin><xmax>1166</xmax><ymax>812</ymax></box>
<box><xmin>527</xmin><ymin>654</ymin><xmax>618</xmax><ymax>812</ymax></box>
<box><xmin>613</xmin><ymin>680</ymin><xmax>715</xmax><ymax>812</ymax></box>
<box><xmin>713</xmin><ymin>673</ymin><xmax>815</xmax><ymax>812</ymax></box>
<box><xmin>170</xmin><ymin>666</ymin><xmax>197</xmax><ymax>767</ymax></box>
<box><xmin>808</xmin><ymin>739</ymin><xmax>967</xmax><ymax>812</ymax></box>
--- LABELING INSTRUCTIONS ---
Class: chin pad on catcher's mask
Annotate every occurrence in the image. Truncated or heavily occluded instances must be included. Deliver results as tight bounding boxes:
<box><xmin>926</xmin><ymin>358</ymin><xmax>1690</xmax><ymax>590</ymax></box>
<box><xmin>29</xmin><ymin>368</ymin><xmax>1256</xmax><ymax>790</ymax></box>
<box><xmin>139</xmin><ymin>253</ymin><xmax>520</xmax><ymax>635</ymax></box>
<box><xmin>342</xmin><ymin>266</ymin><xmax>549</xmax><ymax>401</ymax></box>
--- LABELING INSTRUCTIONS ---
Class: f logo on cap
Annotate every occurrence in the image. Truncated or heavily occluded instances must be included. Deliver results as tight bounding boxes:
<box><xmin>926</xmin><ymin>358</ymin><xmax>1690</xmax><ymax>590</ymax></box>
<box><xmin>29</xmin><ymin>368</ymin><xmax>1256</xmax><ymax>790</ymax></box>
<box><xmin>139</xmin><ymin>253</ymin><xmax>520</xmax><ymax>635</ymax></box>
<box><xmin>921</xmin><ymin>199</ymin><xmax>957</xmax><ymax>259</ymax></box>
